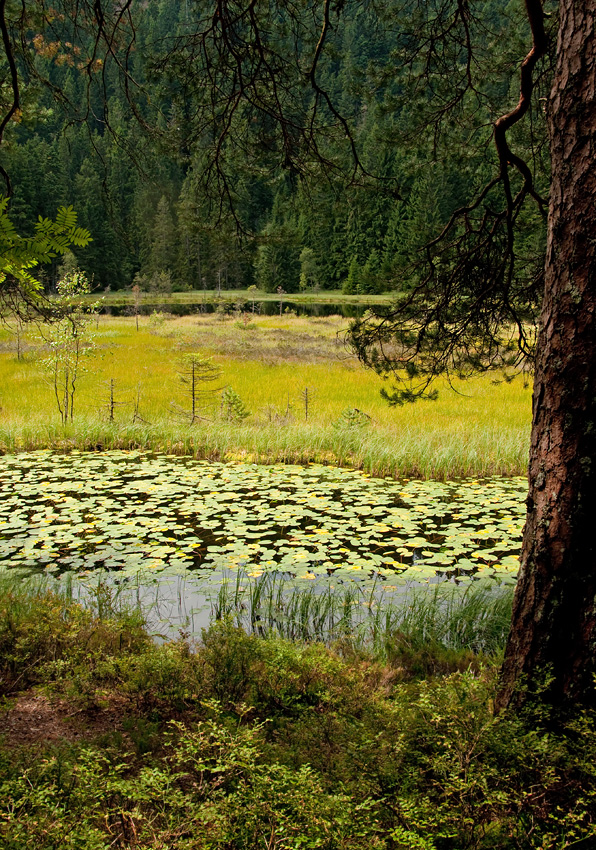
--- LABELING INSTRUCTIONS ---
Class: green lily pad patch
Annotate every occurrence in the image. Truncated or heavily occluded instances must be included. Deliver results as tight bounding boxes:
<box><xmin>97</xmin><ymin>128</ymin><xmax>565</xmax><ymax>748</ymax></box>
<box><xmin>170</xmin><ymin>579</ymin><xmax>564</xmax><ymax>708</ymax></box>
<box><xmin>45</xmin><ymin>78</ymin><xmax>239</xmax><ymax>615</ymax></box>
<box><xmin>0</xmin><ymin>452</ymin><xmax>526</xmax><ymax>591</ymax></box>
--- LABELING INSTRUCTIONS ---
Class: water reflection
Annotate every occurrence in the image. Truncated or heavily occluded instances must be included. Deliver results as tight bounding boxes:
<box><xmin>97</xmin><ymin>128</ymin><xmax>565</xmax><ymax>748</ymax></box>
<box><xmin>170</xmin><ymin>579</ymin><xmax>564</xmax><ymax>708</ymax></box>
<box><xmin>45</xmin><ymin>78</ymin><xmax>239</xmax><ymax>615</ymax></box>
<box><xmin>102</xmin><ymin>300</ymin><xmax>368</xmax><ymax>318</ymax></box>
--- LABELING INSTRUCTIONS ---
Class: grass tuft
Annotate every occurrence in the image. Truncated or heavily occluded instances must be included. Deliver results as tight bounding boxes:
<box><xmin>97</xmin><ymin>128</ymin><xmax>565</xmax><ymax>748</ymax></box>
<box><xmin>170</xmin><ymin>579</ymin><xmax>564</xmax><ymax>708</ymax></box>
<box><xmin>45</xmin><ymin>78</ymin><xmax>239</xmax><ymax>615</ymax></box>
<box><xmin>212</xmin><ymin>572</ymin><xmax>514</xmax><ymax>664</ymax></box>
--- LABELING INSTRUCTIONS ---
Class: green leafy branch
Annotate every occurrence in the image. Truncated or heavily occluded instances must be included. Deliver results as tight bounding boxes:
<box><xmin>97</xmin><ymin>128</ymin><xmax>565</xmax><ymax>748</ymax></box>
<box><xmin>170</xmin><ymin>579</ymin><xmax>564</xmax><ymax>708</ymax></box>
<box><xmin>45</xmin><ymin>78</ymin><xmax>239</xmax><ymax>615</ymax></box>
<box><xmin>0</xmin><ymin>198</ymin><xmax>91</xmax><ymax>301</ymax></box>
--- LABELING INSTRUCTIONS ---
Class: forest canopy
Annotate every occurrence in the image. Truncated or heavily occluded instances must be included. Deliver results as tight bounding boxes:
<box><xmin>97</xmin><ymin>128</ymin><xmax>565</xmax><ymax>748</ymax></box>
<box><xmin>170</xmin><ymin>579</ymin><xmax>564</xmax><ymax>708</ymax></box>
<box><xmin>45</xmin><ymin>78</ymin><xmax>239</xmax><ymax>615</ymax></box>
<box><xmin>1</xmin><ymin>0</ymin><xmax>550</xmax><ymax>306</ymax></box>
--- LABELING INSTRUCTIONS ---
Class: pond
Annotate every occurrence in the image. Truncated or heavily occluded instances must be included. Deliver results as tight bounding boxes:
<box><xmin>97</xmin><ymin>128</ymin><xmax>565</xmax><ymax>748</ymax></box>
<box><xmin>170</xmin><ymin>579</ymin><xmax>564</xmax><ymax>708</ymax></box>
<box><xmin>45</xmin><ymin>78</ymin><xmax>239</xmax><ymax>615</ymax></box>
<box><xmin>0</xmin><ymin>450</ymin><xmax>525</xmax><ymax>590</ymax></box>
<box><xmin>103</xmin><ymin>300</ymin><xmax>367</xmax><ymax>318</ymax></box>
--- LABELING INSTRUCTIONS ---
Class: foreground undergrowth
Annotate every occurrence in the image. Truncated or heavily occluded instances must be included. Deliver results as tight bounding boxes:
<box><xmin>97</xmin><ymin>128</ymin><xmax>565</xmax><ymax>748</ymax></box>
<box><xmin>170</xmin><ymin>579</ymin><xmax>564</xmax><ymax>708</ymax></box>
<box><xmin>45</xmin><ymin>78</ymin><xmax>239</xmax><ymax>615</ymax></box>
<box><xmin>0</xmin><ymin>577</ymin><xmax>595</xmax><ymax>849</ymax></box>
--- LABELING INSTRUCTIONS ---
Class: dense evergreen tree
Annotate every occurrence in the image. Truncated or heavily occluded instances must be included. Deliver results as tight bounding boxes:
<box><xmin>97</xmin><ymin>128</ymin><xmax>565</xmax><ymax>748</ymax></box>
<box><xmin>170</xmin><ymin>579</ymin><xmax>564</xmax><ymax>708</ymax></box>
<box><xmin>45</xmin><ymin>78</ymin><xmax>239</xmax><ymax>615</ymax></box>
<box><xmin>146</xmin><ymin>195</ymin><xmax>176</xmax><ymax>279</ymax></box>
<box><xmin>255</xmin><ymin>224</ymin><xmax>301</xmax><ymax>293</ymax></box>
<box><xmin>342</xmin><ymin>256</ymin><xmax>360</xmax><ymax>296</ymax></box>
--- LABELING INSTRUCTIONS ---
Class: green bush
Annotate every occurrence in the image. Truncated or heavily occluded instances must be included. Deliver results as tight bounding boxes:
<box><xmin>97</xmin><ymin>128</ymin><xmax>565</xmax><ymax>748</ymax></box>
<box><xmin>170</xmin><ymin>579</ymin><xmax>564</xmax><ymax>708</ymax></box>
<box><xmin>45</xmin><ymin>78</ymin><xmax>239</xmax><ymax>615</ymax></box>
<box><xmin>220</xmin><ymin>386</ymin><xmax>250</xmax><ymax>421</ymax></box>
<box><xmin>1</xmin><ymin>584</ymin><xmax>596</xmax><ymax>849</ymax></box>
<box><xmin>0</xmin><ymin>576</ymin><xmax>149</xmax><ymax>696</ymax></box>
<box><xmin>124</xmin><ymin>641</ymin><xmax>202</xmax><ymax>712</ymax></box>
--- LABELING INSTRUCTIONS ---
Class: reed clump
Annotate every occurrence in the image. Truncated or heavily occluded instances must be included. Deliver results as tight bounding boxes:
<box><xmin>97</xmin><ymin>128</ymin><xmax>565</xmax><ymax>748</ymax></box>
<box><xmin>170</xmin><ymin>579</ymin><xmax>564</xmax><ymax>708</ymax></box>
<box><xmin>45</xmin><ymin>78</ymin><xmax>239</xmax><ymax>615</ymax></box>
<box><xmin>211</xmin><ymin>571</ymin><xmax>514</xmax><ymax>664</ymax></box>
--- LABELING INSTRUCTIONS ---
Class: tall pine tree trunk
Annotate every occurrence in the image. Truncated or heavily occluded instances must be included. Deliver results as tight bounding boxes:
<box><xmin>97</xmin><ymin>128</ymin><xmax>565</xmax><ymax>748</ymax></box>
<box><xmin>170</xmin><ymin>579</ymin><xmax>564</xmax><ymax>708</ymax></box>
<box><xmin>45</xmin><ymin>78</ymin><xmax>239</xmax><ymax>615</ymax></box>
<box><xmin>497</xmin><ymin>2</ymin><xmax>596</xmax><ymax>709</ymax></box>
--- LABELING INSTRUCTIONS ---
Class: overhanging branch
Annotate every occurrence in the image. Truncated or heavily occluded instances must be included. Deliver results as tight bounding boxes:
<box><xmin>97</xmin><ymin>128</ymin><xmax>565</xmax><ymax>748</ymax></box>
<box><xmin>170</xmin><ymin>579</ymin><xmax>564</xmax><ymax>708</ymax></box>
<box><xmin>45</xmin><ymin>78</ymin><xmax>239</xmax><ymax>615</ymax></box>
<box><xmin>494</xmin><ymin>0</ymin><xmax>548</xmax><ymax>211</ymax></box>
<box><xmin>0</xmin><ymin>0</ymin><xmax>20</xmax><ymax>195</ymax></box>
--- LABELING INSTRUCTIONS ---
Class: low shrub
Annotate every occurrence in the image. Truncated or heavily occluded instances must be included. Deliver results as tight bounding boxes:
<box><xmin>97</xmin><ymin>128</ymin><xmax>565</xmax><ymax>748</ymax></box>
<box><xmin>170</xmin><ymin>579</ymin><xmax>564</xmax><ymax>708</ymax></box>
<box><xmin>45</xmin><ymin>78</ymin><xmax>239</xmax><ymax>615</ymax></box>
<box><xmin>1</xmin><ymin>583</ymin><xmax>596</xmax><ymax>849</ymax></box>
<box><xmin>0</xmin><ymin>576</ymin><xmax>149</xmax><ymax>696</ymax></box>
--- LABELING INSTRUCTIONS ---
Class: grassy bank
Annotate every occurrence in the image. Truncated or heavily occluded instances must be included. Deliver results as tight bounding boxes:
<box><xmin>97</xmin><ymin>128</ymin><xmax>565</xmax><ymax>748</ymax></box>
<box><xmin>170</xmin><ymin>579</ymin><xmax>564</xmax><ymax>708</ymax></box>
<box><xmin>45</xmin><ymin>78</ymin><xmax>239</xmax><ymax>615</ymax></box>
<box><xmin>0</xmin><ymin>312</ymin><xmax>531</xmax><ymax>478</ymax></box>
<box><xmin>0</xmin><ymin>578</ymin><xmax>595</xmax><ymax>849</ymax></box>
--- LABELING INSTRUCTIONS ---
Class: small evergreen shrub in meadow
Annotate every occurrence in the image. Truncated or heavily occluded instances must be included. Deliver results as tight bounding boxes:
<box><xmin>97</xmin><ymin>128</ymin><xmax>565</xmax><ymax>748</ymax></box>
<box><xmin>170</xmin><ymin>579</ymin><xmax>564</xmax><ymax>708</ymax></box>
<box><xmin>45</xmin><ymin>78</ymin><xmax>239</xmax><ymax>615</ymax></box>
<box><xmin>334</xmin><ymin>407</ymin><xmax>372</xmax><ymax>430</ymax></box>
<box><xmin>148</xmin><ymin>309</ymin><xmax>167</xmax><ymax>328</ymax></box>
<box><xmin>220</xmin><ymin>386</ymin><xmax>251</xmax><ymax>422</ymax></box>
<box><xmin>0</xmin><ymin>579</ymin><xmax>595</xmax><ymax>848</ymax></box>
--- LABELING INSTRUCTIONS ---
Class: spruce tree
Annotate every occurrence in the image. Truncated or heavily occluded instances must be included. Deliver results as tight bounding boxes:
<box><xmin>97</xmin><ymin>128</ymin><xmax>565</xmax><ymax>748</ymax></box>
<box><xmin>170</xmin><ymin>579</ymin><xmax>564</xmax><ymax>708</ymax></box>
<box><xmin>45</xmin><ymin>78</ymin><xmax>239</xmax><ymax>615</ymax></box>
<box><xmin>342</xmin><ymin>257</ymin><xmax>360</xmax><ymax>295</ymax></box>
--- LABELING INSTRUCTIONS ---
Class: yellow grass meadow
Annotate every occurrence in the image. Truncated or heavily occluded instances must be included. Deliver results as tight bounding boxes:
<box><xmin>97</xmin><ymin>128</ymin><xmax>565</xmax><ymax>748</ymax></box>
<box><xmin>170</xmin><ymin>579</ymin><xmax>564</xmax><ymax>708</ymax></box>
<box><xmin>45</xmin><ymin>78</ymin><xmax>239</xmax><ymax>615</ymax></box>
<box><xmin>0</xmin><ymin>311</ymin><xmax>532</xmax><ymax>479</ymax></box>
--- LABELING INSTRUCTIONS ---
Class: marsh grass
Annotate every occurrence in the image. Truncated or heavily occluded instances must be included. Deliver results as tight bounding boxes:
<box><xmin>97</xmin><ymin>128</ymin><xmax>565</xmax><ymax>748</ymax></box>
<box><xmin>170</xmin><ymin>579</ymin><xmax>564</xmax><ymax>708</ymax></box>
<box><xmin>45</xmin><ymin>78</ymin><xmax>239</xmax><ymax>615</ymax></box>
<box><xmin>0</xmin><ymin>568</ymin><xmax>512</xmax><ymax>681</ymax></box>
<box><xmin>73</xmin><ymin>287</ymin><xmax>397</xmax><ymax>308</ymax></box>
<box><xmin>212</xmin><ymin>572</ymin><xmax>514</xmax><ymax>661</ymax></box>
<box><xmin>0</xmin><ymin>417</ymin><xmax>528</xmax><ymax>478</ymax></box>
<box><xmin>0</xmin><ymin>313</ymin><xmax>531</xmax><ymax>478</ymax></box>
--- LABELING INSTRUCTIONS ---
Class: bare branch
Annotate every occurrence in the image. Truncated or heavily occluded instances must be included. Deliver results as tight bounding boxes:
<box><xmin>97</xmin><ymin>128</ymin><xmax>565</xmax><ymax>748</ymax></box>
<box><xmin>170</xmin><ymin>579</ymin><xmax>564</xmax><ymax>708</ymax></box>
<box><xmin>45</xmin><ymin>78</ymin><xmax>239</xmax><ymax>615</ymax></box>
<box><xmin>494</xmin><ymin>0</ymin><xmax>548</xmax><ymax>209</ymax></box>
<box><xmin>0</xmin><ymin>0</ymin><xmax>20</xmax><ymax>194</ymax></box>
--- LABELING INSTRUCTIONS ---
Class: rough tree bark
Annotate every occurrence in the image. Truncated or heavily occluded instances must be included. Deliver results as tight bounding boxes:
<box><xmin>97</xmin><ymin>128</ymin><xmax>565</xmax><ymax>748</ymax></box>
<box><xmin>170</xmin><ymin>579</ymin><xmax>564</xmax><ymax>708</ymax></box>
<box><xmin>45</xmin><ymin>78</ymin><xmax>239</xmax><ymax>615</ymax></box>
<box><xmin>497</xmin><ymin>1</ymin><xmax>596</xmax><ymax>710</ymax></box>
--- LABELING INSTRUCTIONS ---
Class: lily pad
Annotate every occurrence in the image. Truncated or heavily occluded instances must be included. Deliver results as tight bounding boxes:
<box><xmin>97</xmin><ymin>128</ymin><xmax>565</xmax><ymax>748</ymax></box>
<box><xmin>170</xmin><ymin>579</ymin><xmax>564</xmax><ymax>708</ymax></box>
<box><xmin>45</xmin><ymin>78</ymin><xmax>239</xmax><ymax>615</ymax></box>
<box><xmin>0</xmin><ymin>453</ymin><xmax>525</xmax><ymax>591</ymax></box>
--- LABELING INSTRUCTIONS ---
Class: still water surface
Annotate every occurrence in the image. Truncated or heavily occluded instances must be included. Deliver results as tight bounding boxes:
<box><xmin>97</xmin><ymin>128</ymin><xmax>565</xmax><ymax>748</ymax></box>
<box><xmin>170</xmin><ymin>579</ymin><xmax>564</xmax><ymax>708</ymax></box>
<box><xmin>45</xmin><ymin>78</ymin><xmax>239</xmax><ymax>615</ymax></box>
<box><xmin>0</xmin><ymin>452</ymin><xmax>524</xmax><ymax>636</ymax></box>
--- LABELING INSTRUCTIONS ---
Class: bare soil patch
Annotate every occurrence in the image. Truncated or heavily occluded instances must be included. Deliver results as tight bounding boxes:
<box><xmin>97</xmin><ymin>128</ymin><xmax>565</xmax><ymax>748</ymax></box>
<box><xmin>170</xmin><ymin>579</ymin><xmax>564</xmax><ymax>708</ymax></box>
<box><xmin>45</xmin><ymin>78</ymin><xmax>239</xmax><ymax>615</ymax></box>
<box><xmin>0</xmin><ymin>690</ymin><xmax>126</xmax><ymax>747</ymax></box>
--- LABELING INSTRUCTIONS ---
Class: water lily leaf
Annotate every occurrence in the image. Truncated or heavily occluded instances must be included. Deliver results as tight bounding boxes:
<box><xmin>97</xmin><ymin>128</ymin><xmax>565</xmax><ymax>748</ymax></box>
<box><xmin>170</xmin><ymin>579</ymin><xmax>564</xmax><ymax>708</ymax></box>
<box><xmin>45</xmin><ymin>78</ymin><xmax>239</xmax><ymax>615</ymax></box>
<box><xmin>0</xmin><ymin>453</ymin><xmax>525</xmax><ymax>594</ymax></box>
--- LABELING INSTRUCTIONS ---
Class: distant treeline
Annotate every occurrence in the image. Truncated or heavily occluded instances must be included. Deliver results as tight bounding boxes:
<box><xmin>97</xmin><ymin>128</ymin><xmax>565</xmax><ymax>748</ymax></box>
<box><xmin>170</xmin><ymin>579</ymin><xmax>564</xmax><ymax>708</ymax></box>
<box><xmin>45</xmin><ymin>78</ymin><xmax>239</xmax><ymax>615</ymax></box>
<box><xmin>6</xmin><ymin>0</ymin><xmax>545</xmax><ymax>295</ymax></box>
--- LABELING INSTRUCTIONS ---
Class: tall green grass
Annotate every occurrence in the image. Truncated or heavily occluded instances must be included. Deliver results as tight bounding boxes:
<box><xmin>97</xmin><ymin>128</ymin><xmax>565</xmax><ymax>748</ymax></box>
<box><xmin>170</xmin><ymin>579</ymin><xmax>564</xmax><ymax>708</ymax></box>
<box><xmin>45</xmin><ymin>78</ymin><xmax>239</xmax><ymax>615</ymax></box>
<box><xmin>0</xmin><ymin>568</ymin><xmax>512</xmax><ymax>676</ymax></box>
<box><xmin>212</xmin><ymin>572</ymin><xmax>514</xmax><ymax>659</ymax></box>
<box><xmin>0</xmin><ymin>417</ymin><xmax>529</xmax><ymax>478</ymax></box>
